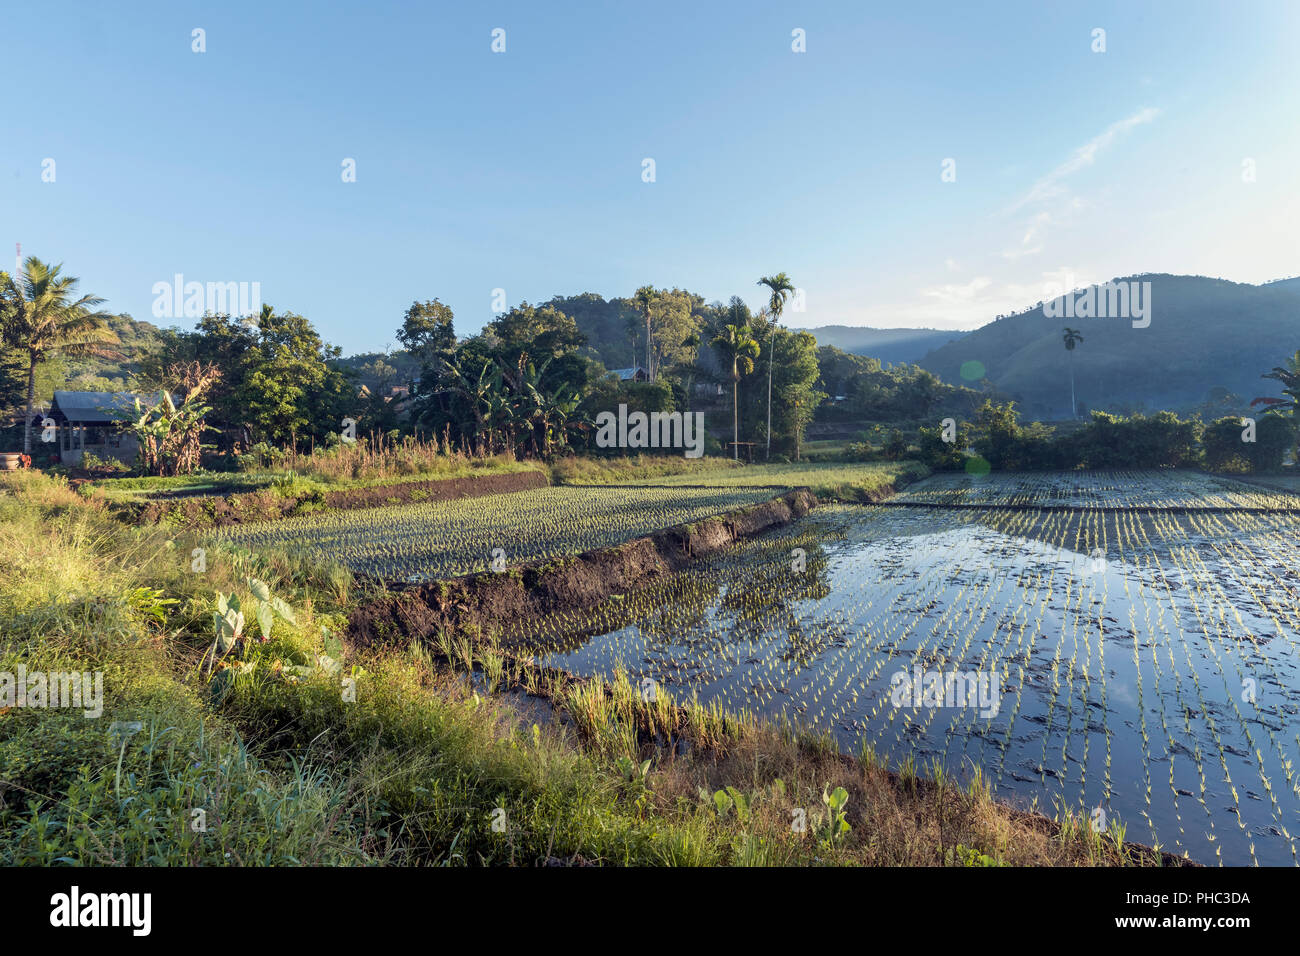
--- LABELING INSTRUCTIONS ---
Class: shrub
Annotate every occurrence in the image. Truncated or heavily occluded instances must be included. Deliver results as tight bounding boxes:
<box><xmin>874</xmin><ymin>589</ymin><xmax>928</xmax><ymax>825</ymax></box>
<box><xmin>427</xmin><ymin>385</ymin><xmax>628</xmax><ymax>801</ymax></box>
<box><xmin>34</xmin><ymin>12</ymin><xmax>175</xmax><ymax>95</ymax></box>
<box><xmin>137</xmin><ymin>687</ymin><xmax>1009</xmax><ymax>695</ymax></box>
<box><xmin>917</xmin><ymin>423</ymin><xmax>969</xmax><ymax>471</ymax></box>
<box><xmin>1071</xmin><ymin>411</ymin><xmax>1201</xmax><ymax>469</ymax></box>
<box><xmin>1204</xmin><ymin>417</ymin><xmax>1253</xmax><ymax>472</ymax></box>
<box><xmin>1248</xmin><ymin>414</ymin><xmax>1295</xmax><ymax>472</ymax></box>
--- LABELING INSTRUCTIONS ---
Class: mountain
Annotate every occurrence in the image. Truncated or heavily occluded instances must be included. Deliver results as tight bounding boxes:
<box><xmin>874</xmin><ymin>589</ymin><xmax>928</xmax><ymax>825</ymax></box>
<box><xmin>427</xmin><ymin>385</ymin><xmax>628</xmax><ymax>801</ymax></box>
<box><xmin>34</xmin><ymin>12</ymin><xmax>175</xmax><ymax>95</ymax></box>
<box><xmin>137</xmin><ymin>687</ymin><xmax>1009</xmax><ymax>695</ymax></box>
<box><xmin>1261</xmin><ymin>276</ymin><xmax>1300</xmax><ymax>295</ymax></box>
<box><xmin>10</xmin><ymin>313</ymin><xmax>166</xmax><ymax>407</ymax></box>
<box><xmin>915</xmin><ymin>274</ymin><xmax>1300</xmax><ymax>419</ymax></box>
<box><xmin>801</xmin><ymin>325</ymin><xmax>965</xmax><ymax>365</ymax></box>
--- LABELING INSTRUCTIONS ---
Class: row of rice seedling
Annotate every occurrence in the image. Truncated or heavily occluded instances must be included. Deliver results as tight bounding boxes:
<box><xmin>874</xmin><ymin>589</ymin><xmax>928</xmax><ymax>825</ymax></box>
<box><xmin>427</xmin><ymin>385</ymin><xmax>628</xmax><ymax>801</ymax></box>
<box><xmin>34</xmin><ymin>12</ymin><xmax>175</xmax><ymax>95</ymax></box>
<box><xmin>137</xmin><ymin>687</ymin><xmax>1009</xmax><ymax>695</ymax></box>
<box><xmin>213</xmin><ymin>486</ymin><xmax>774</xmax><ymax>582</ymax></box>
<box><xmin>894</xmin><ymin>469</ymin><xmax>1300</xmax><ymax>510</ymax></box>
<box><xmin>532</xmin><ymin>472</ymin><xmax>1300</xmax><ymax>866</ymax></box>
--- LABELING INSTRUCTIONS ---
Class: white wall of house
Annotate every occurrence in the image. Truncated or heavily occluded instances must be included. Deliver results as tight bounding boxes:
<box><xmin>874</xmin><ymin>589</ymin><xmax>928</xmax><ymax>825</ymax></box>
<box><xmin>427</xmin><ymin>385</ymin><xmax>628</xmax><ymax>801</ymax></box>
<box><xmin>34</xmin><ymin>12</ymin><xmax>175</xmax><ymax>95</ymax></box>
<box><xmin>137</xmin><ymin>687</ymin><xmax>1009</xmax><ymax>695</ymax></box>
<box><xmin>59</xmin><ymin>427</ymin><xmax>139</xmax><ymax>466</ymax></box>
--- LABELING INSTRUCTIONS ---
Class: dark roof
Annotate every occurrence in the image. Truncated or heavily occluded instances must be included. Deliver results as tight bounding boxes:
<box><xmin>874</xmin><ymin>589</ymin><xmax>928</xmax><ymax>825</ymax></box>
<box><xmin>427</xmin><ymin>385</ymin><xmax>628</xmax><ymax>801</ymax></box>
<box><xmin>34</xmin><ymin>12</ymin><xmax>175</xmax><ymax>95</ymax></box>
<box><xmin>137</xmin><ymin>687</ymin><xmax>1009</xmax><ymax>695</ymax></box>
<box><xmin>48</xmin><ymin>391</ymin><xmax>161</xmax><ymax>424</ymax></box>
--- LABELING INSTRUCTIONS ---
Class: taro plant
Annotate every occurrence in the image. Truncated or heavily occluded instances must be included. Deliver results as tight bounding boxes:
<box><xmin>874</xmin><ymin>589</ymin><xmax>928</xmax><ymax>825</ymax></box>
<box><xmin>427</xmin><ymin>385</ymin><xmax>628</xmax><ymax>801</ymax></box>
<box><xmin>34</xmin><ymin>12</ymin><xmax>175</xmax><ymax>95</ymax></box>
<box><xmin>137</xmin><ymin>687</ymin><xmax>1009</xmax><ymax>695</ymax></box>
<box><xmin>204</xmin><ymin>579</ymin><xmax>297</xmax><ymax>689</ymax></box>
<box><xmin>283</xmin><ymin>627</ymin><xmax>345</xmax><ymax>681</ymax></box>
<box><xmin>246</xmin><ymin>576</ymin><xmax>297</xmax><ymax>642</ymax></box>
<box><xmin>818</xmin><ymin>785</ymin><xmax>851</xmax><ymax>848</ymax></box>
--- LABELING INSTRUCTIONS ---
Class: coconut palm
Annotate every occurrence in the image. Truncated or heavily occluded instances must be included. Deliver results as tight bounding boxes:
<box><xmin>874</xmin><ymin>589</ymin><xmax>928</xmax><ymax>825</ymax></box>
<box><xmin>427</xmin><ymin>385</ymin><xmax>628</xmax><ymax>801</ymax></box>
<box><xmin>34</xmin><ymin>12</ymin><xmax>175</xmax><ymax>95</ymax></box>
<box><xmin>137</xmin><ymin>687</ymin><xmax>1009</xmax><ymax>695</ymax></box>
<box><xmin>757</xmin><ymin>273</ymin><xmax>795</xmax><ymax>458</ymax></box>
<box><xmin>1063</xmin><ymin>327</ymin><xmax>1084</xmax><ymax>419</ymax></box>
<box><xmin>0</xmin><ymin>258</ymin><xmax>119</xmax><ymax>453</ymax></box>
<box><xmin>711</xmin><ymin>323</ymin><xmax>760</xmax><ymax>460</ymax></box>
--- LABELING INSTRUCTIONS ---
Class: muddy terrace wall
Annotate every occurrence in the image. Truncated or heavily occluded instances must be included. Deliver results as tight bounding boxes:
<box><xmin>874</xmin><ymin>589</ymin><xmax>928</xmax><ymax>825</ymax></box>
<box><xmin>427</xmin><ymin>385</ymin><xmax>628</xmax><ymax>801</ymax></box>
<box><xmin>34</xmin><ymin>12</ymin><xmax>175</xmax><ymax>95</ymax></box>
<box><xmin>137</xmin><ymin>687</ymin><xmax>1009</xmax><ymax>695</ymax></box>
<box><xmin>348</xmin><ymin>488</ymin><xmax>817</xmax><ymax>647</ymax></box>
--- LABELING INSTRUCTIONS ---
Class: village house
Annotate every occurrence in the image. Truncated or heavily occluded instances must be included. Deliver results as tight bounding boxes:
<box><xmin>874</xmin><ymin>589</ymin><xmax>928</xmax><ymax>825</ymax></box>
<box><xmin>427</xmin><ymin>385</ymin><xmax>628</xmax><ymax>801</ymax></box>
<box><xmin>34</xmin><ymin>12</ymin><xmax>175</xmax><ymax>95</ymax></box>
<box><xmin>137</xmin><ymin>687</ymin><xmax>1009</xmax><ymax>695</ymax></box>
<box><xmin>608</xmin><ymin>366</ymin><xmax>649</xmax><ymax>383</ymax></box>
<box><xmin>28</xmin><ymin>390</ymin><xmax>159</xmax><ymax>466</ymax></box>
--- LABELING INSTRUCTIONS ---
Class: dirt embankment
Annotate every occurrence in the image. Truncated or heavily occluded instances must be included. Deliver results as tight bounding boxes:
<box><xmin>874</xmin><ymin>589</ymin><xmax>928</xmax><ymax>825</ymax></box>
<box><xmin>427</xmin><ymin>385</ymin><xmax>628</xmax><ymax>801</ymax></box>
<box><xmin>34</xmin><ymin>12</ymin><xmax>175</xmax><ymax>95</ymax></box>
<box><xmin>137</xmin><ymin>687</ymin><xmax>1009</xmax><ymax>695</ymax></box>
<box><xmin>124</xmin><ymin>469</ymin><xmax>549</xmax><ymax>527</ymax></box>
<box><xmin>348</xmin><ymin>488</ymin><xmax>817</xmax><ymax>647</ymax></box>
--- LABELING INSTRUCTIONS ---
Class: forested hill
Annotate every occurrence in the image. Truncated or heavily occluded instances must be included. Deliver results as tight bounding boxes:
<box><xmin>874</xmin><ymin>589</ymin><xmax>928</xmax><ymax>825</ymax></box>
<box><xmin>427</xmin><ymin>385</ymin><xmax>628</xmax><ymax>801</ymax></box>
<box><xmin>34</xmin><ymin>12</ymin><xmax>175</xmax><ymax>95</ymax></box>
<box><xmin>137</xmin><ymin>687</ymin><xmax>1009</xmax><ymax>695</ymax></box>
<box><xmin>915</xmin><ymin>274</ymin><xmax>1300</xmax><ymax>419</ymax></box>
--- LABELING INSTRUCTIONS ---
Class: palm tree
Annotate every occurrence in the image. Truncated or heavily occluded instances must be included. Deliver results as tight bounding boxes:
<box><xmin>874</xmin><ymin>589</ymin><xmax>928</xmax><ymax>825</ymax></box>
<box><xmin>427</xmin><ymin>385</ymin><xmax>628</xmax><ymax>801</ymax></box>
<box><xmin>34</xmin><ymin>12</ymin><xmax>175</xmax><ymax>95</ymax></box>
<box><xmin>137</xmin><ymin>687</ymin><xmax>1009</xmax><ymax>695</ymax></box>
<box><xmin>0</xmin><ymin>258</ymin><xmax>118</xmax><ymax>453</ymax></box>
<box><xmin>1252</xmin><ymin>349</ymin><xmax>1300</xmax><ymax>463</ymax></box>
<box><xmin>757</xmin><ymin>273</ymin><xmax>795</xmax><ymax>459</ymax></box>
<box><xmin>1062</xmin><ymin>327</ymin><xmax>1084</xmax><ymax>419</ymax></box>
<box><xmin>710</xmin><ymin>323</ymin><xmax>760</xmax><ymax>460</ymax></box>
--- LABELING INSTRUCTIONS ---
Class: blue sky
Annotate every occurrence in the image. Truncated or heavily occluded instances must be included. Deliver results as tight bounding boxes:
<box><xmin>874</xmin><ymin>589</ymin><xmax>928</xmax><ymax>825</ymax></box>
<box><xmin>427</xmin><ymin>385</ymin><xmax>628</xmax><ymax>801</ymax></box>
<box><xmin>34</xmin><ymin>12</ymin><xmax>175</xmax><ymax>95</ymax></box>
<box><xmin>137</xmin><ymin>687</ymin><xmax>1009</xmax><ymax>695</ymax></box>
<box><xmin>5</xmin><ymin>0</ymin><xmax>1298</xmax><ymax>354</ymax></box>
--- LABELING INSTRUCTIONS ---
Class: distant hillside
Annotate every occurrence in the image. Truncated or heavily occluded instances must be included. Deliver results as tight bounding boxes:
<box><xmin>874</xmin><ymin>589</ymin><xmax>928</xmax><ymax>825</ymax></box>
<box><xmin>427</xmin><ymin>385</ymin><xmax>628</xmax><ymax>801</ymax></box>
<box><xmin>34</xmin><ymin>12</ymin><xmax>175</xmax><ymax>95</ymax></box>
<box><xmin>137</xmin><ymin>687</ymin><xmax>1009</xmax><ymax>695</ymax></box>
<box><xmin>31</xmin><ymin>313</ymin><xmax>164</xmax><ymax>402</ymax></box>
<box><xmin>802</xmin><ymin>325</ymin><xmax>965</xmax><ymax>365</ymax></box>
<box><xmin>916</xmin><ymin>274</ymin><xmax>1300</xmax><ymax>419</ymax></box>
<box><xmin>1261</xmin><ymin>275</ymin><xmax>1300</xmax><ymax>295</ymax></box>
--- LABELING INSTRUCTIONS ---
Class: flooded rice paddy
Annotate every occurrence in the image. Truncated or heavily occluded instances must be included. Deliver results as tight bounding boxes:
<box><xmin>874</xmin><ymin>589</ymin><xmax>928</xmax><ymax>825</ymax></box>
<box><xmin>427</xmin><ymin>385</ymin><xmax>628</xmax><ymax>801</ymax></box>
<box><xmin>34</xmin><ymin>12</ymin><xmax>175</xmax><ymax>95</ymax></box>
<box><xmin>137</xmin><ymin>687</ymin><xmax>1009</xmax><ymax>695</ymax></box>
<box><xmin>534</xmin><ymin>473</ymin><xmax>1300</xmax><ymax>865</ymax></box>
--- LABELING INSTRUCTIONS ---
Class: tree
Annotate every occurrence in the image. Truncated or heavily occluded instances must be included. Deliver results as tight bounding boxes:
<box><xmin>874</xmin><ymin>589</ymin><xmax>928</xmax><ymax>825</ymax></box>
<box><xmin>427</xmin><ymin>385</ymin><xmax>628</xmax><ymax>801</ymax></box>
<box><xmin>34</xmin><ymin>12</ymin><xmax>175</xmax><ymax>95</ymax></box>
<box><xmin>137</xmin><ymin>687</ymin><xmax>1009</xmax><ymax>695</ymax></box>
<box><xmin>645</xmin><ymin>289</ymin><xmax>697</xmax><ymax>385</ymax></box>
<box><xmin>488</xmin><ymin>301</ymin><xmax>585</xmax><ymax>367</ymax></box>
<box><xmin>139</xmin><ymin>314</ymin><xmax>255</xmax><ymax>447</ymax></box>
<box><xmin>397</xmin><ymin>299</ymin><xmax>456</xmax><ymax>367</ymax></box>
<box><xmin>395</xmin><ymin>299</ymin><xmax>457</xmax><ymax>432</ymax></box>
<box><xmin>710</xmin><ymin>324</ymin><xmax>760</xmax><ymax>460</ymax></box>
<box><xmin>633</xmin><ymin>286</ymin><xmax>656</xmax><ymax>381</ymax></box>
<box><xmin>438</xmin><ymin>352</ymin><xmax>504</xmax><ymax>454</ymax></box>
<box><xmin>0</xmin><ymin>259</ymin><xmax>119</xmax><ymax>453</ymax></box>
<box><xmin>1251</xmin><ymin>350</ymin><xmax>1300</xmax><ymax>463</ymax></box>
<box><xmin>1063</xmin><ymin>327</ymin><xmax>1084</xmax><ymax>419</ymax></box>
<box><xmin>239</xmin><ymin>306</ymin><xmax>352</xmax><ymax>447</ymax></box>
<box><xmin>357</xmin><ymin>356</ymin><xmax>402</xmax><ymax>435</ymax></box>
<box><xmin>763</xmin><ymin>328</ymin><xmax>824</xmax><ymax>459</ymax></box>
<box><xmin>757</xmin><ymin>273</ymin><xmax>795</xmax><ymax>459</ymax></box>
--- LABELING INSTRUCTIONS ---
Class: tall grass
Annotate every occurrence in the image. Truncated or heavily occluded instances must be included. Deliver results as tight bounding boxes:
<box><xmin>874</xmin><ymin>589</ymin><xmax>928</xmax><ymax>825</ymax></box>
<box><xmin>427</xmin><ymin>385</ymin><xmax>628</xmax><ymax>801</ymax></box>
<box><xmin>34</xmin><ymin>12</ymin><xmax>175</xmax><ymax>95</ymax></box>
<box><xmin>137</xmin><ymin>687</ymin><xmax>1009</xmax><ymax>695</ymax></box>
<box><xmin>268</xmin><ymin>433</ymin><xmax>534</xmax><ymax>485</ymax></box>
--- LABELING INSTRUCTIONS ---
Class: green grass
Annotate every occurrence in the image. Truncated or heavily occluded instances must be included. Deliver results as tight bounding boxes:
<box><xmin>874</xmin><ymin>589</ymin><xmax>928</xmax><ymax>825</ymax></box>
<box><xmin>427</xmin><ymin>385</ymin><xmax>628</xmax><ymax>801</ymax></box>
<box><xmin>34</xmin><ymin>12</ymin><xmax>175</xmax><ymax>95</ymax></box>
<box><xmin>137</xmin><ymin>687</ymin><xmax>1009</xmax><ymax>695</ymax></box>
<box><xmin>799</xmin><ymin>440</ymin><xmax>852</xmax><ymax>461</ymax></box>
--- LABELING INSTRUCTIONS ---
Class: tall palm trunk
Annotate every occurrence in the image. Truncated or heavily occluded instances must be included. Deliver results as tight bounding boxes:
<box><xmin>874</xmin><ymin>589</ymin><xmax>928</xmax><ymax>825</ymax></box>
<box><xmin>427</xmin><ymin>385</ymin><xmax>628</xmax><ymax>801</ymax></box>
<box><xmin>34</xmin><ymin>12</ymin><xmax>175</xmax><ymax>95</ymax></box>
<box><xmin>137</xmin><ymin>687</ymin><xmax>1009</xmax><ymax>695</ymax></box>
<box><xmin>1068</xmin><ymin>350</ymin><xmax>1077</xmax><ymax>419</ymax></box>
<box><xmin>765</xmin><ymin>330</ymin><xmax>774</xmax><ymax>460</ymax></box>
<box><xmin>732</xmin><ymin>362</ymin><xmax>739</xmax><ymax>461</ymax></box>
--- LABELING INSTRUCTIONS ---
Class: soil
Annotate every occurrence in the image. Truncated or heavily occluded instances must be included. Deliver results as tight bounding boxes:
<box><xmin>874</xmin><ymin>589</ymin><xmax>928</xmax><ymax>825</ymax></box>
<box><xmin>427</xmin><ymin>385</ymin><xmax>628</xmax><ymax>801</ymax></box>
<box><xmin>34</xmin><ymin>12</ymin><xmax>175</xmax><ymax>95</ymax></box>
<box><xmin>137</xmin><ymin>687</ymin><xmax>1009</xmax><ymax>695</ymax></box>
<box><xmin>348</xmin><ymin>488</ymin><xmax>818</xmax><ymax>648</ymax></box>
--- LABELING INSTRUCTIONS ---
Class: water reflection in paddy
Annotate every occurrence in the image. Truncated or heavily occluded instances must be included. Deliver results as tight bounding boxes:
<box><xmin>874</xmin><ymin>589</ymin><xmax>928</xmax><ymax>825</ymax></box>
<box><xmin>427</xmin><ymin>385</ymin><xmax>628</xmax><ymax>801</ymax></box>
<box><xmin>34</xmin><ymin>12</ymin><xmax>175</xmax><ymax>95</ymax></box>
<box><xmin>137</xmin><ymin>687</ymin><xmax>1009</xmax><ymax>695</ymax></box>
<box><xmin>535</xmin><ymin>503</ymin><xmax>1300</xmax><ymax>866</ymax></box>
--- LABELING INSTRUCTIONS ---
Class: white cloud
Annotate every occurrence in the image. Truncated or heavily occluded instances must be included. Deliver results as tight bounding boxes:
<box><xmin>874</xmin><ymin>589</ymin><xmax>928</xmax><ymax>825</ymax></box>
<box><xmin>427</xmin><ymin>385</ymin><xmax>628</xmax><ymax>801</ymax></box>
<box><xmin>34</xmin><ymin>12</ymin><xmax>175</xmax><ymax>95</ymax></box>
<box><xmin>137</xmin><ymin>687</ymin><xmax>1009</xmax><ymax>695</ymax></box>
<box><xmin>921</xmin><ymin>276</ymin><xmax>993</xmax><ymax>306</ymax></box>
<box><xmin>1001</xmin><ymin>107</ymin><xmax>1159</xmax><ymax>258</ymax></box>
<box><xmin>1007</xmin><ymin>107</ymin><xmax>1159</xmax><ymax>216</ymax></box>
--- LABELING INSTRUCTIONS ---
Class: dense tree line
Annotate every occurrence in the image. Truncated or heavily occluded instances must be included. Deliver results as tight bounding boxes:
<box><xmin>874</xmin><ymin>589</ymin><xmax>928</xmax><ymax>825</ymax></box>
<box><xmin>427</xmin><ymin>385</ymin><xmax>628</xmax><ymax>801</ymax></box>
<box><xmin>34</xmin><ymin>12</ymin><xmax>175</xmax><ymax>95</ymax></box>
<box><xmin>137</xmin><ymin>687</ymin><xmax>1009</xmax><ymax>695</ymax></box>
<box><xmin>6</xmin><ymin>255</ymin><xmax>1297</xmax><ymax>474</ymax></box>
<box><xmin>919</xmin><ymin>400</ymin><xmax>1295</xmax><ymax>473</ymax></box>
